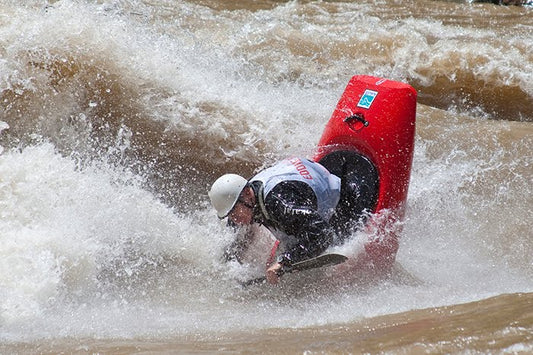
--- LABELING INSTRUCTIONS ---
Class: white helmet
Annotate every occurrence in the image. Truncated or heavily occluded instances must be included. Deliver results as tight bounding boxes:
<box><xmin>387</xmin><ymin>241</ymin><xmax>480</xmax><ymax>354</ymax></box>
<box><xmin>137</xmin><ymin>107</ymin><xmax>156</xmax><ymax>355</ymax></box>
<box><xmin>208</xmin><ymin>174</ymin><xmax>248</xmax><ymax>218</ymax></box>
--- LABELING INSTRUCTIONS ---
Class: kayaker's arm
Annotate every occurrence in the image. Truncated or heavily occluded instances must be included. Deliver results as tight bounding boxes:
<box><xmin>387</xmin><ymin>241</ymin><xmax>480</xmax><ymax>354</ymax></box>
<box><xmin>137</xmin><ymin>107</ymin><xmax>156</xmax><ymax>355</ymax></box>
<box><xmin>222</xmin><ymin>225</ymin><xmax>256</xmax><ymax>263</ymax></box>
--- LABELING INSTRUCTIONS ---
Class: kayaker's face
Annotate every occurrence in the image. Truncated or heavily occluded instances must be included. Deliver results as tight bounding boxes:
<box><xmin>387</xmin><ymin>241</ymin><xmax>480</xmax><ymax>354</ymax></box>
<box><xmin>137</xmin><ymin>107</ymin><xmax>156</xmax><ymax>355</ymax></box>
<box><xmin>228</xmin><ymin>190</ymin><xmax>254</xmax><ymax>226</ymax></box>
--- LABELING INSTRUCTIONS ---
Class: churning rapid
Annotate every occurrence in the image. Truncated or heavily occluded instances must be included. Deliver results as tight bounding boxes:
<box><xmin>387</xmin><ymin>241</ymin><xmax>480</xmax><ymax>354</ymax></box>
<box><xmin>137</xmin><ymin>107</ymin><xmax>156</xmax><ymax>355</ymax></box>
<box><xmin>0</xmin><ymin>0</ymin><xmax>532</xmax><ymax>353</ymax></box>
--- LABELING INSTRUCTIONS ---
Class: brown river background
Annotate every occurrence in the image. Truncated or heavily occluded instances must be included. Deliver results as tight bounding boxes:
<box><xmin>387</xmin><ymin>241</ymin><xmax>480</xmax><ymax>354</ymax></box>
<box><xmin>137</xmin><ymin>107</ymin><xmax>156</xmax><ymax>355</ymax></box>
<box><xmin>0</xmin><ymin>0</ymin><xmax>532</xmax><ymax>353</ymax></box>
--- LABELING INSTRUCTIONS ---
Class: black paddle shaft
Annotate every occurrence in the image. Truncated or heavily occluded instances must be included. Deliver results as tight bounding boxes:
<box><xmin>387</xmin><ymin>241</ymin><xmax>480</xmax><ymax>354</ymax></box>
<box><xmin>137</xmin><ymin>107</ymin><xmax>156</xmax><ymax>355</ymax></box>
<box><xmin>241</xmin><ymin>253</ymin><xmax>348</xmax><ymax>287</ymax></box>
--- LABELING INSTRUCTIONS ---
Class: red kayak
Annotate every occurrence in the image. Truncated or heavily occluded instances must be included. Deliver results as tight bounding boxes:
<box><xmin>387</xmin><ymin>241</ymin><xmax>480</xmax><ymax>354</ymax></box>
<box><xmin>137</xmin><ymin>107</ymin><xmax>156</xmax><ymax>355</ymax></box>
<box><xmin>314</xmin><ymin>75</ymin><xmax>417</xmax><ymax>270</ymax></box>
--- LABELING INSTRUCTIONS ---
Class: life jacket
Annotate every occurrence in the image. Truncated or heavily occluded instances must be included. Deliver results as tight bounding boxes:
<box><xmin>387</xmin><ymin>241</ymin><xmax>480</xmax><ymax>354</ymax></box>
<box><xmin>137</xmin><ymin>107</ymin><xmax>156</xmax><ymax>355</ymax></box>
<box><xmin>250</xmin><ymin>157</ymin><xmax>341</xmax><ymax>224</ymax></box>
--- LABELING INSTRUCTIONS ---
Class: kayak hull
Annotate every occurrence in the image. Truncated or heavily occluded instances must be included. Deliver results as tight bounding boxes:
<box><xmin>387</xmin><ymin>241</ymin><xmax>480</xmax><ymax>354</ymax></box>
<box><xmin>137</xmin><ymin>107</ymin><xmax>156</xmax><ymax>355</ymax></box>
<box><xmin>314</xmin><ymin>75</ymin><xmax>417</xmax><ymax>269</ymax></box>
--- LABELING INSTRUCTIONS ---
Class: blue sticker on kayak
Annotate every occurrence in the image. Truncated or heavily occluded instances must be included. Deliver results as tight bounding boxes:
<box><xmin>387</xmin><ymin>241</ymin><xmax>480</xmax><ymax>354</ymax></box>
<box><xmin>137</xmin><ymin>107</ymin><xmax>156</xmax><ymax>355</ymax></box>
<box><xmin>357</xmin><ymin>90</ymin><xmax>378</xmax><ymax>109</ymax></box>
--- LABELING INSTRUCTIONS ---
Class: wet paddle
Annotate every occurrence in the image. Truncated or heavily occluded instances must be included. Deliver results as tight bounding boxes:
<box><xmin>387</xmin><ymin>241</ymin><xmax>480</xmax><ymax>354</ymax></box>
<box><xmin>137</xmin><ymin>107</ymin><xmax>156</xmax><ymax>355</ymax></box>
<box><xmin>241</xmin><ymin>253</ymin><xmax>348</xmax><ymax>286</ymax></box>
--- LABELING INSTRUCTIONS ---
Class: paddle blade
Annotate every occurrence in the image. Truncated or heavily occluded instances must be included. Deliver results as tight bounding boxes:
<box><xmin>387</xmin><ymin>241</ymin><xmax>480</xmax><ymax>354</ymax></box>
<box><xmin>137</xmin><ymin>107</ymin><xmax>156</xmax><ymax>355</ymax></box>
<box><xmin>241</xmin><ymin>253</ymin><xmax>348</xmax><ymax>287</ymax></box>
<box><xmin>287</xmin><ymin>253</ymin><xmax>348</xmax><ymax>273</ymax></box>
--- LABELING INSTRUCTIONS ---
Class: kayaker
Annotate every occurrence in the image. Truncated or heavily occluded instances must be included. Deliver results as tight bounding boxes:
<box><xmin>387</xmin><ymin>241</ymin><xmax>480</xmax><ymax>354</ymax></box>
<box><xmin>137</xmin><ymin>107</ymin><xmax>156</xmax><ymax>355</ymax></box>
<box><xmin>208</xmin><ymin>155</ymin><xmax>378</xmax><ymax>284</ymax></box>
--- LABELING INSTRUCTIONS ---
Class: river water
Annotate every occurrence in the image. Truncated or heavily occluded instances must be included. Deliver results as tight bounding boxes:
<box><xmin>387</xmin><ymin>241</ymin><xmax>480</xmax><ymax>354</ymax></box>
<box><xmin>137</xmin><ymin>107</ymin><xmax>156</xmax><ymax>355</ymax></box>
<box><xmin>1</xmin><ymin>0</ymin><xmax>532</xmax><ymax>353</ymax></box>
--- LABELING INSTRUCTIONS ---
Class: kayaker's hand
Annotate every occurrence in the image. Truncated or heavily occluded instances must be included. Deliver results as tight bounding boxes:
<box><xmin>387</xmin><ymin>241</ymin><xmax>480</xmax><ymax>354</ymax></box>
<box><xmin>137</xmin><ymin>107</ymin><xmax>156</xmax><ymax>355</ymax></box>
<box><xmin>266</xmin><ymin>262</ymin><xmax>283</xmax><ymax>285</ymax></box>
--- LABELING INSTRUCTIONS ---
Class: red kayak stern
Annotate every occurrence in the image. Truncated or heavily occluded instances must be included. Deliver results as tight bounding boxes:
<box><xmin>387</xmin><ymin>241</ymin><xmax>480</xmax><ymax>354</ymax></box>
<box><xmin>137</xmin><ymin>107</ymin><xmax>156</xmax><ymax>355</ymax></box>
<box><xmin>314</xmin><ymin>75</ymin><xmax>417</xmax><ymax>270</ymax></box>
